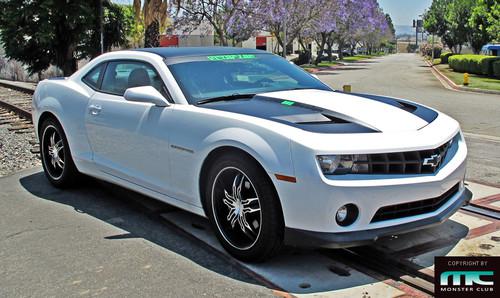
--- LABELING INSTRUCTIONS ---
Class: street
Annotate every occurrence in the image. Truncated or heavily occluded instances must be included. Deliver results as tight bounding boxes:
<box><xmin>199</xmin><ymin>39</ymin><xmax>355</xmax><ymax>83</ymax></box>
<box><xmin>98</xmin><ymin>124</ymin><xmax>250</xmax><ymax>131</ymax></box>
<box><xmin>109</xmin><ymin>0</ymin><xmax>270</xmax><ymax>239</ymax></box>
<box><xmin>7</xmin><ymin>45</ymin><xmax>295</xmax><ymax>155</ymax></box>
<box><xmin>0</xmin><ymin>169</ymin><xmax>273</xmax><ymax>297</ymax></box>
<box><xmin>317</xmin><ymin>53</ymin><xmax>500</xmax><ymax>187</ymax></box>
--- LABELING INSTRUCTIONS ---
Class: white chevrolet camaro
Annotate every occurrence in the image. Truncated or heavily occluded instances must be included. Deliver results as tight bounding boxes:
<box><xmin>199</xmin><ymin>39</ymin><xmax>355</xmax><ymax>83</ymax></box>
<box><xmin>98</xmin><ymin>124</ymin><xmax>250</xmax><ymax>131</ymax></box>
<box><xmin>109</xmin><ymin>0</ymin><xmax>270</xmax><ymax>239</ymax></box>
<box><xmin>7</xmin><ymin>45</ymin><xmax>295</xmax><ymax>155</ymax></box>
<box><xmin>32</xmin><ymin>47</ymin><xmax>471</xmax><ymax>261</ymax></box>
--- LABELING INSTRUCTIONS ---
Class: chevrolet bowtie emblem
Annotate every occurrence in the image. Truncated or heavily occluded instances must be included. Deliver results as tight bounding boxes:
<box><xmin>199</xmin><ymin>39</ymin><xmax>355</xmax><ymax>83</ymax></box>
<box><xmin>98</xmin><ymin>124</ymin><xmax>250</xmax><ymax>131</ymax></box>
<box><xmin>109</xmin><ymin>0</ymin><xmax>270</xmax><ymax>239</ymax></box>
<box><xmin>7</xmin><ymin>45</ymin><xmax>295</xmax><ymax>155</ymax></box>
<box><xmin>422</xmin><ymin>154</ymin><xmax>442</xmax><ymax>168</ymax></box>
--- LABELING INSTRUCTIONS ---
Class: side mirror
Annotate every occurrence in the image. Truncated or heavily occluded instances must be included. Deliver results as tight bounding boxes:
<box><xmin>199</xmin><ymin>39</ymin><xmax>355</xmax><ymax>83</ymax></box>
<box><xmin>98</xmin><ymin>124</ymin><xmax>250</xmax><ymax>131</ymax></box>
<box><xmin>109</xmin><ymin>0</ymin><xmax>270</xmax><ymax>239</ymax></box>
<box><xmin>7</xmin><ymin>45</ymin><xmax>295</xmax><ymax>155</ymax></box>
<box><xmin>124</xmin><ymin>86</ymin><xmax>170</xmax><ymax>107</ymax></box>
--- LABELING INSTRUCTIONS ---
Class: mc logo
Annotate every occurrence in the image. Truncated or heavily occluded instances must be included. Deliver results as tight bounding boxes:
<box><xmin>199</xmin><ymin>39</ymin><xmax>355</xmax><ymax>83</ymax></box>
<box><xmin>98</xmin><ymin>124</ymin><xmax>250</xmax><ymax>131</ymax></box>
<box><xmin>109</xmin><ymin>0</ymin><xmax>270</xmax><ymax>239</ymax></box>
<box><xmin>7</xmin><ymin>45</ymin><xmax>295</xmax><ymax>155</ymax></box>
<box><xmin>440</xmin><ymin>271</ymin><xmax>494</xmax><ymax>286</ymax></box>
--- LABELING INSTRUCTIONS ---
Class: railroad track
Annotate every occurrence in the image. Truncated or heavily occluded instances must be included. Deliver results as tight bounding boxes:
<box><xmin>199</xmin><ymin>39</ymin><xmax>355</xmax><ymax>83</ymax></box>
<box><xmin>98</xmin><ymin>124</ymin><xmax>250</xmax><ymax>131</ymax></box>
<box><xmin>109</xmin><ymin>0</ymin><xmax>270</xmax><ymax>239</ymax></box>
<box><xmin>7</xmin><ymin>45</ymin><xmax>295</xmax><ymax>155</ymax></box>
<box><xmin>0</xmin><ymin>85</ymin><xmax>39</xmax><ymax>155</ymax></box>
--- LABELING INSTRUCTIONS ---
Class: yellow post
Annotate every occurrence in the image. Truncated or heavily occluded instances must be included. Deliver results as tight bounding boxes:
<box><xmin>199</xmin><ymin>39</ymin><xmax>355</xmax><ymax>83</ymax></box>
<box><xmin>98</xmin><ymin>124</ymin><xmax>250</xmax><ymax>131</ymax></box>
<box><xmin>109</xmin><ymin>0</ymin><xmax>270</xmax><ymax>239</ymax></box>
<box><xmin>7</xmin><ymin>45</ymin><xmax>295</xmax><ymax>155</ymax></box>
<box><xmin>463</xmin><ymin>73</ymin><xmax>469</xmax><ymax>86</ymax></box>
<box><xmin>343</xmin><ymin>84</ymin><xmax>352</xmax><ymax>93</ymax></box>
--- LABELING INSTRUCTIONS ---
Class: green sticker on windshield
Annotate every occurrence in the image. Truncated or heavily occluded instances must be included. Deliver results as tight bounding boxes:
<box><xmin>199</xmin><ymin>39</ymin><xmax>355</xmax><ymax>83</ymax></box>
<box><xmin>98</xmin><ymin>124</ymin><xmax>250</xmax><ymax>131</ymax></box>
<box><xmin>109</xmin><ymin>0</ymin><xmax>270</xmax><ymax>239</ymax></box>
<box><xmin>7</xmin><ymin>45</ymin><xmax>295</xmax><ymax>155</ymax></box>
<box><xmin>281</xmin><ymin>100</ymin><xmax>295</xmax><ymax>106</ymax></box>
<box><xmin>207</xmin><ymin>54</ymin><xmax>256</xmax><ymax>61</ymax></box>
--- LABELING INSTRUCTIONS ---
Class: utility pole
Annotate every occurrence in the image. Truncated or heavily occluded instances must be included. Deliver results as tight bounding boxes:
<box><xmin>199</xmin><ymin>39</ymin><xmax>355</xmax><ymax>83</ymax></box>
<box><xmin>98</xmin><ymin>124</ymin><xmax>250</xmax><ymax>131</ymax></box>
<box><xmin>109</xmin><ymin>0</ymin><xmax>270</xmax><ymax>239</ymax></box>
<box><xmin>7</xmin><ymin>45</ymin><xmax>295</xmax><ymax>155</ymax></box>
<box><xmin>431</xmin><ymin>34</ymin><xmax>435</xmax><ymax>62</ymax></box>
<box><xmin>99</xmin><ymin>0</ymin><xmax>104</xmax><ymax>54</ymax></box>
<box><xmin>414</xmin><ymin>20</ymin><xmax>418</xmax><ymax>48</ymax></box>
<box><xmin>283</xmin><ymin>16</ymin><xmax>287</xmax><ymax>58</ymax></box>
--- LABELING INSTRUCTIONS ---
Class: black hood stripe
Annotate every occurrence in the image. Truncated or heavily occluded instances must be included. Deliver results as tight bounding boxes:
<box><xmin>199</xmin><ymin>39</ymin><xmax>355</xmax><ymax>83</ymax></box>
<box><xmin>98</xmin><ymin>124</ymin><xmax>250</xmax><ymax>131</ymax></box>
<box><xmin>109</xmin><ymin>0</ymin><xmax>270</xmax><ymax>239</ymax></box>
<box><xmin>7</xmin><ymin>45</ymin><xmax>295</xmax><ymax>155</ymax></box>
<box><xmin>202</xmin><ymin>96</ymin><xmax>377</xmax><ymax>134</ymax></box>
<box><xmin>201</xmin><ymin>90</ymin><xmax>437</xmax><ymax>134</ymax></box>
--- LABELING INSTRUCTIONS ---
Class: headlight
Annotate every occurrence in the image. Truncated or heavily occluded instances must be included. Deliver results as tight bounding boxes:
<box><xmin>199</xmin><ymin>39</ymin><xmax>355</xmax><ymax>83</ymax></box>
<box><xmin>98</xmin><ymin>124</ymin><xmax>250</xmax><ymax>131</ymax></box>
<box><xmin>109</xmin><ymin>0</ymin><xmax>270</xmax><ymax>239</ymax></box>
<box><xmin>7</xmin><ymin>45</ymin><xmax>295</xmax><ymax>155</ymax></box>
<box><xmin>316</xmin><ymin>154</ymin><xmax>369</xmax><ymax>175</ymax></box>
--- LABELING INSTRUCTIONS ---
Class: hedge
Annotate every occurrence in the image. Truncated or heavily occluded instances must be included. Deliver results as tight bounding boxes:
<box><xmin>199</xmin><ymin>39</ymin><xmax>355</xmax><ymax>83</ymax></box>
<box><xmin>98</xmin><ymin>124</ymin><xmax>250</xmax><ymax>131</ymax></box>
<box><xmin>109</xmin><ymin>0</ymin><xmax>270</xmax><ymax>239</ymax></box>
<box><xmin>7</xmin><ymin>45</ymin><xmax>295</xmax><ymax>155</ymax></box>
<box><xmin>440</xmin><ymin>52</ymin><xmax>454</xmax><ymax>64</ymax></box>
<box><xmin>493</xmin><ymin>60</ymin><xmax>500</xmax><ymax>79</ymax></box>
<box><xmin>448</xmin><ymin>55</ymin><xmax>500</xmax><ymax>77</ymax></box>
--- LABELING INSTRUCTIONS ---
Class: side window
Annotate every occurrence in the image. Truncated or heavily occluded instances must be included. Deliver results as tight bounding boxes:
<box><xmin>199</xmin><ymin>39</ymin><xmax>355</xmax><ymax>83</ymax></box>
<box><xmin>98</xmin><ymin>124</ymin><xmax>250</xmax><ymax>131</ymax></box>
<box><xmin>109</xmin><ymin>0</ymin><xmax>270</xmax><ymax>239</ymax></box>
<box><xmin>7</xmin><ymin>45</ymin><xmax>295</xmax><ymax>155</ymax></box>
<box><xmin>82</xmin><ymin>64</ymin><xmax>104</xmax><ymax>89</ymax></box>
<box><xmin>100</xmin><ymin>61</ymin><xmax>167</xmax><ymax>98</ymax></box>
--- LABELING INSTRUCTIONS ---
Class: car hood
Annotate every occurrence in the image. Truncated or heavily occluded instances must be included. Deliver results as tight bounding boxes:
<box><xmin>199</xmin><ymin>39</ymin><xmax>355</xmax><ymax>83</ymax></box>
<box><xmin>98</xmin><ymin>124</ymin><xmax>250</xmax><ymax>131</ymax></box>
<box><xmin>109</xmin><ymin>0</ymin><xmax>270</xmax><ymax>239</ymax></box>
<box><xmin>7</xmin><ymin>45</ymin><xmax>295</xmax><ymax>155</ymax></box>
<box><xmin>202</xmin><ymin>89</ymin><xmax>438</xmax><ymax>133</ymax></box>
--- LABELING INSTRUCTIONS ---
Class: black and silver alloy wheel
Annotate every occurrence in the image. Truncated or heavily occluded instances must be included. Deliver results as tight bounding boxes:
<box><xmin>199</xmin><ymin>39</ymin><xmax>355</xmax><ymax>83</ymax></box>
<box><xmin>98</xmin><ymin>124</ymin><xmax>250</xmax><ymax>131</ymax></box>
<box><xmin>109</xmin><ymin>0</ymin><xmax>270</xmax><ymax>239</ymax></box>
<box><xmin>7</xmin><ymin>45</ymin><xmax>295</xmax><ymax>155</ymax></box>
<box><xmin>40</xmin><ymin>118</ymin><xmax>79</xmax><ymax>188</ymax></box>
<box><xmin>41</xmin><ymin>125</ymin><xmax>65</xmax><ymax>180</ymax></box>
<box><xmin>204</xmin><ymin>151</ymin><xmax>284</xmax><ymax>262</ymax></box>
<box><xmin>212</xmin><ymin>167</ymin><xmax>262</xmax><ymax>250</ymax></box>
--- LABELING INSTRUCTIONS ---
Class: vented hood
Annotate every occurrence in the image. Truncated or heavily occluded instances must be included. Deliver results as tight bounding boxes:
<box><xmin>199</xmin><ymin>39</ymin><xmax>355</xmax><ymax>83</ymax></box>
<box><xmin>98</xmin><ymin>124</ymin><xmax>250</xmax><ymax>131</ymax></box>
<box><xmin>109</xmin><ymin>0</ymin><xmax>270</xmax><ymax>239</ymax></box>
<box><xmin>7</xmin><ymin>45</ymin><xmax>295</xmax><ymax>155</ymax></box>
<box><xmin>202</xmin><ymin>89</ymin><xmax>438</xmax><ymax>134</ymax></box>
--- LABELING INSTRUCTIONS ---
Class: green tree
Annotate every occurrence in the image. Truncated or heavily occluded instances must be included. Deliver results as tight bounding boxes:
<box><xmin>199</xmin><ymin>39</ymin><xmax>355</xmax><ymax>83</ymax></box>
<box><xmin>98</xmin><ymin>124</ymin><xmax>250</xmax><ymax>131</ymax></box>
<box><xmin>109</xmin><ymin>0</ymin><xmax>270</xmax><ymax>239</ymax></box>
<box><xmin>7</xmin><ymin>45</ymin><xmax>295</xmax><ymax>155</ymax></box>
<box><xmin>425</xmin><ymin>0</ymin><xmax>498</xmax><ymax>53</ymax></box>
<box><xmin>0</xmin><ymin>0</ymin><xmax>129</xmax><ymax>76</ymax></box>
<box><xmin>470</xmin><ymin>0</ymin><xmax>499</xmax><ymax>44</ymax></box>
<box><xmin>81</xmin><ymin>2</ymin><xmax>132</xmax><ymax>59</ymax></box>
<box><xmin>122</xmin><ymin>5</ymin><xmax>145</xmax><ymax>48</ymax></box>
<box><xmin>424</xmin><ymin>0</ymin><xmax>451</xmax><ymax>37</ymax></box>
<box><xmin>485</xmin><ymin>1</ymin><xmax>500</xmax><ymax>42</ymax></box>
<box><xmin>424</xmin><ymin>0</ymin><xmax>461</xmax><ymax>52</ymax></box>
<box><xmin>445</xmin><ymin>0</ymin><xmax>474</xmax><ymax>53</ymax></box>
<box><xmin>469</xmin><ymin>0</ymin><xmax>495</xmax><ymax>53</ymax></box>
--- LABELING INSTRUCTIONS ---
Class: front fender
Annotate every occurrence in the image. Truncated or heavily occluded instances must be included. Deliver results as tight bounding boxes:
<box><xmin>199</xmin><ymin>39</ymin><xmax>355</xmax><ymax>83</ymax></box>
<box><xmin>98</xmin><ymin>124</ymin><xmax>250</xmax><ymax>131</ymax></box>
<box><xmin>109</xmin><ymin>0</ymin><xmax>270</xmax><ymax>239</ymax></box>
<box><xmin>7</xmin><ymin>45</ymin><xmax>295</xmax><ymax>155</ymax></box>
<box><xmin>167</xmin><ymin>106</ymin><xmax>295</xmax><ymax>211</ymax></box>
<box><xmin>201</xmin><ymin>127</ymin><xmax>291</xmax><ymax>176</ymax></box>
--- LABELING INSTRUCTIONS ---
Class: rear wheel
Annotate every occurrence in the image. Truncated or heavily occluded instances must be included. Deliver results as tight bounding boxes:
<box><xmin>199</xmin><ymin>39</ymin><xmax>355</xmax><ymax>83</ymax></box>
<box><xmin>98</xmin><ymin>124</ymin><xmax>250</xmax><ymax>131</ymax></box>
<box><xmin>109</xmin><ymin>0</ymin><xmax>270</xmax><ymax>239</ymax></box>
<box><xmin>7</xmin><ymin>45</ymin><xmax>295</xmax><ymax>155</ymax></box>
<box><xmin>204</xmin><ymin>152</ymin><xmax>284</xmax><ymax>262</ymax></box>
<box><xmin>40</xmin><ymin>118</ymin><xmax>79</xmax><ymax>188</ymax></box>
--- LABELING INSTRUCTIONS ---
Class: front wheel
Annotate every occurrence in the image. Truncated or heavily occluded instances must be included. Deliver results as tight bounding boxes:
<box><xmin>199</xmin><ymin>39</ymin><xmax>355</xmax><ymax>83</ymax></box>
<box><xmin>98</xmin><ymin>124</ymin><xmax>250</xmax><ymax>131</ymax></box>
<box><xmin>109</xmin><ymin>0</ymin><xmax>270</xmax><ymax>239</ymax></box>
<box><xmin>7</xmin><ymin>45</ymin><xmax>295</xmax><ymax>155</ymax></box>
<box><xmin>40</xmin><ymin>118</ymin><xmax>79</xmax><ymax>188</ymax></box>
<box><xmin>204</xmin><ymin>152</ymin><xmax>284</xmax><ymax>262</ymax></box>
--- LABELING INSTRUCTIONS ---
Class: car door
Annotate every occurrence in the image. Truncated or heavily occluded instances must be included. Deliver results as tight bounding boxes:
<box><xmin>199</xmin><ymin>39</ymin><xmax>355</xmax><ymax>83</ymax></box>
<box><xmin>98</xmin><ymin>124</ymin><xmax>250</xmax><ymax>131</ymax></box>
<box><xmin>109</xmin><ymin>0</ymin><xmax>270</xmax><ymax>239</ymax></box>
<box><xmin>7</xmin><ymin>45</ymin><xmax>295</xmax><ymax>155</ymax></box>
<box><xmin>84</xmin><ymin>60</ymin><xmax>174</xmax><ymax>194</ymax></box>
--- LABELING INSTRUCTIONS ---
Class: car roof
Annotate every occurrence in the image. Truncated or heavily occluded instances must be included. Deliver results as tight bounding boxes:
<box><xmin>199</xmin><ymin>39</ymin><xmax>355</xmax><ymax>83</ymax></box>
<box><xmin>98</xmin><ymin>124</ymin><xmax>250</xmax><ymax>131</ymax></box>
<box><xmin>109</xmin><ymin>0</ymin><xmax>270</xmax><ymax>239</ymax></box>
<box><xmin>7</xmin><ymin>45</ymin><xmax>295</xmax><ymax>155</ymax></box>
<box><xmin>134</xmin><ymin>47</ymin><xmax>271</xmax><ymax>58</ymax></box>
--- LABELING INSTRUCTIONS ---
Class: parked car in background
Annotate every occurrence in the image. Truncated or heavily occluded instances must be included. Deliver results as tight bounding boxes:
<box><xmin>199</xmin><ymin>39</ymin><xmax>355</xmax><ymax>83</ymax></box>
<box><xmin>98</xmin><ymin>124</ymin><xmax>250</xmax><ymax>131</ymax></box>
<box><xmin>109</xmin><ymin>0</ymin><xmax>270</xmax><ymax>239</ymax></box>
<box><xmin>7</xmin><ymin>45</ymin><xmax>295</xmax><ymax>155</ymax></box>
<box><xmin>481</xmin><ymin>44</ymin><xmax>500</xmax><ymax>56</ymax></box>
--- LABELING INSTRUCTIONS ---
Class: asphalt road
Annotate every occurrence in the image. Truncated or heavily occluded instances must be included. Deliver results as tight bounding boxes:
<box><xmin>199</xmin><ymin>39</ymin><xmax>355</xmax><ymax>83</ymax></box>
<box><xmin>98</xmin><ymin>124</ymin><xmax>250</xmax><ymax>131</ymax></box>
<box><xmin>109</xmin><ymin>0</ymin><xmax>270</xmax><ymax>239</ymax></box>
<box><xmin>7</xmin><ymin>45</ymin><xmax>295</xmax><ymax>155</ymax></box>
<box><xmin>0</xmin><ymin>168</ymin><xmax>273</xmax><ymax>297</ymax></box>
<box><xmin>318</xmin><ymin>53</ymin><xmax>500</xmax><ymax>186</ymax></box>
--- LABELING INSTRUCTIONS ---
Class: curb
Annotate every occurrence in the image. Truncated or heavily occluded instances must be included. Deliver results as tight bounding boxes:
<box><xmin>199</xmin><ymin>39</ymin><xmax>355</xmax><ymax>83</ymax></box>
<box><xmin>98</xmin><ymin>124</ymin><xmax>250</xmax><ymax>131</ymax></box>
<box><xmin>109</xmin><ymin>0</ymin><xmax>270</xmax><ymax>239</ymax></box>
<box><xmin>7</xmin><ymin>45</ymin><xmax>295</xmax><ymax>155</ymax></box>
<box><xmin>424</xmin><ymin>59</ymin><xmax>500</xmax><ymax>95</ymax></box>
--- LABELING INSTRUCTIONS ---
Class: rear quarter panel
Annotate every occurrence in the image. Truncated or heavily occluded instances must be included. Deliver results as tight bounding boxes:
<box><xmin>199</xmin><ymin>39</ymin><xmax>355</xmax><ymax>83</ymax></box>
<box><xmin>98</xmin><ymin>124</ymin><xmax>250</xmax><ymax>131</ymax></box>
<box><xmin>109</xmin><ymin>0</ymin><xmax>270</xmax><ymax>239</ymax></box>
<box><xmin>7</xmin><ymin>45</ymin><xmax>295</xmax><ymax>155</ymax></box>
<box><xmin>33</xmin><ymin>79</ymin><xmax>94</xmax><ymax>169</ymax></box>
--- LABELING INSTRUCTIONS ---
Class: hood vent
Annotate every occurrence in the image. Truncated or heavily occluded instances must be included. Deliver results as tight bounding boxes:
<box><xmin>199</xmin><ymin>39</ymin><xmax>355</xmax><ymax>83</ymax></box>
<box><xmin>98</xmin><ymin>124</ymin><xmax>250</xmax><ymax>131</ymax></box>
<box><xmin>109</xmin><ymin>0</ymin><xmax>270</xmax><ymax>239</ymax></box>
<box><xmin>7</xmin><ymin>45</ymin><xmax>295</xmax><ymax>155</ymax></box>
<box><xmin>397</xmin><ymin>101</ymin><xmax>417</xmax><ymax>113</ymax></box>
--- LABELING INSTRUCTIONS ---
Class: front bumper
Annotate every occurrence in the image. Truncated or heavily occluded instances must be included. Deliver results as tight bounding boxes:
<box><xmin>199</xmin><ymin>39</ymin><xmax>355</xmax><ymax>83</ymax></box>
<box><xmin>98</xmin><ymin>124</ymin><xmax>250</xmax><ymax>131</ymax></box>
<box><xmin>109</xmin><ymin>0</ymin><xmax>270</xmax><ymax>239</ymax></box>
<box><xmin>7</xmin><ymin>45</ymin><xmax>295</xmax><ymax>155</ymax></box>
<box><xmin>284</xmin><ymin>187</ymin><xmax>472</xmax><ymax>248</ymax></box>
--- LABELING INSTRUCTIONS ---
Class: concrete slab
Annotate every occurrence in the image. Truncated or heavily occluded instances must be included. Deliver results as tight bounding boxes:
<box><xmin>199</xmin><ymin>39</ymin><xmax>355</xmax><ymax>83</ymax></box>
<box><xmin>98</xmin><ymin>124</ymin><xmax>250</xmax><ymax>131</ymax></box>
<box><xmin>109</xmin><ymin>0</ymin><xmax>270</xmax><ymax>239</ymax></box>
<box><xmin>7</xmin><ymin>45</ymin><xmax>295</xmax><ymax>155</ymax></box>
<box><xmin>466</xmin><ymin>181</ymin><xmax>500</xmax><ymax>200</ymax></box>
<box><xmin>371</xmin><ymin>209</ymin><xmax>499</xmax><ymax>277</ymax></box>
<box><xmin>0</xmin><ymin>168</ymin><xmax>274</xmax><ymax>297</ymax></box>
<box><xmin>160</xmin><ymin>211</ymin><xmax>408</xmax><ymax>297</ymax></box>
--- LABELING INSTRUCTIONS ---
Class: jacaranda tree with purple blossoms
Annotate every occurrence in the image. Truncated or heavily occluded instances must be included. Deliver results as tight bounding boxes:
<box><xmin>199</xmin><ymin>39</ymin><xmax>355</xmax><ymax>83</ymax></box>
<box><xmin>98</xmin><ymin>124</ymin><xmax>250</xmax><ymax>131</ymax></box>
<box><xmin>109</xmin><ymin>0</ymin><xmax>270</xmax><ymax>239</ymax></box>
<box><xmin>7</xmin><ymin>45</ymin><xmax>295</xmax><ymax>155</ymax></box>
<box><xmin>172</xmin><ymin>0</ymin><xmax>393</xmax><ymax>63</ymax></box>
<box><xmin>172</xmin><ymin>0</ymin><xmax>256</xmax><ymax>46</ymax></box>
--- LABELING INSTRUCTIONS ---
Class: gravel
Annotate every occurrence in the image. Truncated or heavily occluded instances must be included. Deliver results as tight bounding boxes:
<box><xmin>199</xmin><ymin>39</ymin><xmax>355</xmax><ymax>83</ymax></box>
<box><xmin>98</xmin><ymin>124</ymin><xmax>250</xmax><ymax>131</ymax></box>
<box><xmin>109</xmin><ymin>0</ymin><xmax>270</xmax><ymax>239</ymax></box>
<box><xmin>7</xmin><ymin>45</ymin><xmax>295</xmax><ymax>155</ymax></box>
<box><xmin>0</xmin><ymin>120</ymin><xmax>41</xmax><ymax>177</ymax></box>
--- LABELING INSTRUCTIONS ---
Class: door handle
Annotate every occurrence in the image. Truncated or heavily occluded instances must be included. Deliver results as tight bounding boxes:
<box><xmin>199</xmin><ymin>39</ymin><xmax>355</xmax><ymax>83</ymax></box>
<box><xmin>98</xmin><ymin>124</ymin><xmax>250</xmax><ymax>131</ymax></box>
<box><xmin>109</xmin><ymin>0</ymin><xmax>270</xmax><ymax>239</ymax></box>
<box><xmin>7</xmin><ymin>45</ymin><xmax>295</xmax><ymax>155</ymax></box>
<box><xmin>89</xmin><ymin>104</ymin><xmax>102</xmax><ymax>116</ymax></box>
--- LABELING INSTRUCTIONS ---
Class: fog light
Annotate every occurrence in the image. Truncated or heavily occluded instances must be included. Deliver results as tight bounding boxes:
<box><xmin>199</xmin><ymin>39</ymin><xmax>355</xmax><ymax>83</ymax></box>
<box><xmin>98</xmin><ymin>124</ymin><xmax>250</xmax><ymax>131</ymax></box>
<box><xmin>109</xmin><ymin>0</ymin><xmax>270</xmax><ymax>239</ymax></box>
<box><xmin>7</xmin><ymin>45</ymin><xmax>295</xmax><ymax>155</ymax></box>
<box><xmin>335</xmin><ymin>204</ymin><xmax>359</xmax><ymax>226</ymax></box>
<box><xmin>336</xmin><ymin>206</ymin><xmax>348</xmax><ymax>222</ymax></box>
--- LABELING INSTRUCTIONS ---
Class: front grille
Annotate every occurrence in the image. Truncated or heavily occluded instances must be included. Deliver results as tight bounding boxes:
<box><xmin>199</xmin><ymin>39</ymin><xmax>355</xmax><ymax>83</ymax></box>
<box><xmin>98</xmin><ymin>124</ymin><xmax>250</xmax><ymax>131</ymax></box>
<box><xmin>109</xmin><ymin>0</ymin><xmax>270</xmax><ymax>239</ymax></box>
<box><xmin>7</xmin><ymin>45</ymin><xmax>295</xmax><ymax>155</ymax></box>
<box><xmin>371</xmin><ymin>183</ymin><xmax>460</xmax><ymax>223</ymax></box>
<box><xmin>353</xmin><ymin>138</ymin><xmax>453</xmax><ymax>174</ymax></box>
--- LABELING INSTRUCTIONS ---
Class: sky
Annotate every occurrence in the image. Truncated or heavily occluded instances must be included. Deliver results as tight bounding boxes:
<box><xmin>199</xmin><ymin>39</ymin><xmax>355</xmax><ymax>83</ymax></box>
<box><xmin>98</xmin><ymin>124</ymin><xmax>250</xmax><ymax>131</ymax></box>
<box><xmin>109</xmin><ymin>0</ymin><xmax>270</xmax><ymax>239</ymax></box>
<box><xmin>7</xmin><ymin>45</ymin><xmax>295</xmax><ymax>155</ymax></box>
<box><xmin>378</xmin><ymin>0</ymin><xmax>433</xmax><ymax>26</ymax></box>
<box><xmin>114</xmin><ymin>0</ymin><xmax>433</xmax><ymax>27</ymax></box>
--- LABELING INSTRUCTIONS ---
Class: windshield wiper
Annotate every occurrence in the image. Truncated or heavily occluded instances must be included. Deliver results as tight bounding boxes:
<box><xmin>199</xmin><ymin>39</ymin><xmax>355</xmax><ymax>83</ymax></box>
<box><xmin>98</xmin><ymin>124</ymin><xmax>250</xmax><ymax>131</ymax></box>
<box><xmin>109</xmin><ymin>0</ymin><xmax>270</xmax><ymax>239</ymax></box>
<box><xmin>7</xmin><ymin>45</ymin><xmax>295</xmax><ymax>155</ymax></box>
<box><xmin>196</xmin><ymin>93</ymin><xmax>256</xmax><ymax>105</ymax></box>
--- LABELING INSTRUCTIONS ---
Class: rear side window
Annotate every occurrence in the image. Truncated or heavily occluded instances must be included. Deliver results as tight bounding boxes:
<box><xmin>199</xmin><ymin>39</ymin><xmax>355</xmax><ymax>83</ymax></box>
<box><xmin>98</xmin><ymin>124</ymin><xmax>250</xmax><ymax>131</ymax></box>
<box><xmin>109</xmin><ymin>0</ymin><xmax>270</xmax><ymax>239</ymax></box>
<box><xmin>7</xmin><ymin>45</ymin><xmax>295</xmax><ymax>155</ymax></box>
<box><xmin>82</xmin><ymin>64</ymin><xmax>104</xmax><ymax>89</ymax></box>
<box><xmin>100</xmin><ymin>61</ymin><xmax>165</xmax><ymax>96</ymax></box>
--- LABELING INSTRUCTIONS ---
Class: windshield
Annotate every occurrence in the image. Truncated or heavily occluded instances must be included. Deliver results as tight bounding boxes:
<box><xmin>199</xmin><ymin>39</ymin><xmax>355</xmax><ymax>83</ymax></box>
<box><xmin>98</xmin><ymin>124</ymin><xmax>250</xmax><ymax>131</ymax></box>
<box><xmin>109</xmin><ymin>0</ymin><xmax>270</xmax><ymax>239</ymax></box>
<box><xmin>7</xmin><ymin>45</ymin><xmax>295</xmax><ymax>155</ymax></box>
<box><xmin>166</xmin><ymin>53</ymin><xmax>331</xmax><ymax>104</ymax></box>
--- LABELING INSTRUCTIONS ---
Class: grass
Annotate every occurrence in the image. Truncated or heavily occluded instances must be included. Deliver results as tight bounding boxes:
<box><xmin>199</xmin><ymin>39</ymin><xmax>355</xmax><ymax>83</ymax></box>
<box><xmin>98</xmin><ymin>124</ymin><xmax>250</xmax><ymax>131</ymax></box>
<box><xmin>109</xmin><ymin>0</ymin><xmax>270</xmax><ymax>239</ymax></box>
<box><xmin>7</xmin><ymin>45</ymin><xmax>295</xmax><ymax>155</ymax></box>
<box><xmin>341</xmin><ymin>54</ymin><xmax>377</xmax><ymax>62</ymax></box>
<box><xmin>318</xmin><ymin>61</ymin><xmax>340</xmax><ymax>67</ymax></box>
<box><xmin>301</xmin><ymin>61</ymin><xmax>340</xmax><ymax>71</ymax></box>
<box><xmin>435</xmin><ymin>64</ymin><xmax>500</xmax><ymax>91</ymax></box>
<box><xmin>300</xmin><ymin>53</ymin><xmax>385</xmax><ymax>70</ymax></box>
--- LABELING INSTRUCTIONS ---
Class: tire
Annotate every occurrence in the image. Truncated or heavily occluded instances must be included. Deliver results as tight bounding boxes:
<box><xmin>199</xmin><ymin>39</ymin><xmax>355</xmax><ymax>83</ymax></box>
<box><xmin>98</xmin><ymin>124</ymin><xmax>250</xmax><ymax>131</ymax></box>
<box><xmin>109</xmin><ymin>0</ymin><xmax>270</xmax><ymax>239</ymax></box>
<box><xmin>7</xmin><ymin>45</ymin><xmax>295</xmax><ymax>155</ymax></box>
<box><xmin>39</xmin><ymin>117</ymin><xmax>79</xmax><ymax>188</ymax></box>
<box><xmin>204</xmin><ymin>151</ymin><xmax>284</xmax><ymax>262</ymax></box>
